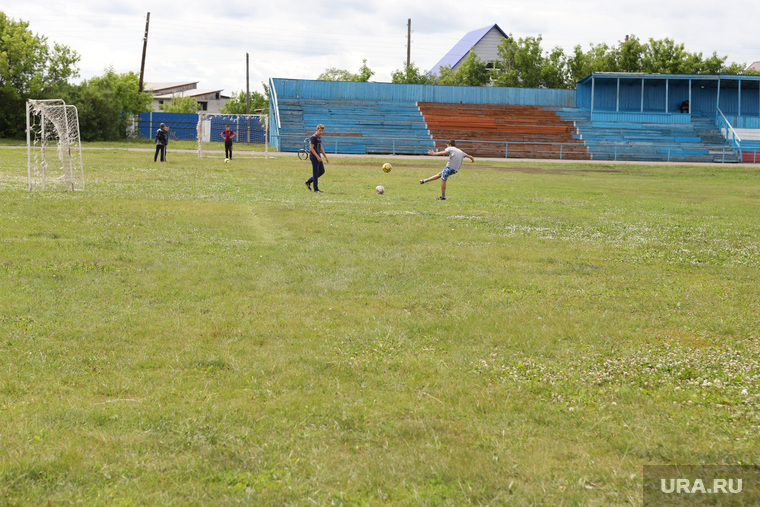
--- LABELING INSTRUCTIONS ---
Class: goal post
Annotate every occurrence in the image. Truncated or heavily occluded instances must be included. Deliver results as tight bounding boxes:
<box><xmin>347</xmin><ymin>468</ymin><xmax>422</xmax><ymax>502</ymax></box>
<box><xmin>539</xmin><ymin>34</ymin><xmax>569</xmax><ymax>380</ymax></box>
<box><xmin>26</xmin><ymin>99</ymin><xmax>84</xmax><ymax>191</ymax></box>
<box><xmin>197</xmin><ymin>113</ymin><xmax>269</xmax><ymax>159</ymax></box>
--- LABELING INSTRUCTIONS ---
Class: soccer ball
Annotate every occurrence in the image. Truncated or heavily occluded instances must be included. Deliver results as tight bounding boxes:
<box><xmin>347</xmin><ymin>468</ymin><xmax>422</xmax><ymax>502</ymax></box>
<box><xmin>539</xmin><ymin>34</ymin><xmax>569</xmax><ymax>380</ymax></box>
<box><xmin>382</xmin><ymin>163</ymin><xmax>392</xmax><ymax>173</ymax></box>
<box><xmin>225</xmin><ymin>158</ymin><xmax>230</xmax><ymax>163</ymax></box>
<box><xmin>375</xmin><ymin>185</ymin><xmax>385</xmax><ymax>195</ymax></box>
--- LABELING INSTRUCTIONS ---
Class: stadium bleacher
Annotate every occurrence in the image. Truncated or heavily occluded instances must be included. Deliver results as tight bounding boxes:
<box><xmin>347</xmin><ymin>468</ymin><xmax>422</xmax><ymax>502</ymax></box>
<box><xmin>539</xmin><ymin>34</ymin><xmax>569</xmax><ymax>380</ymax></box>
<box><xmin>557</xmin><ymin>109</ymin><xmax>742</xmax><ymax>163</ymax></box>
<box><xmin>274</xmin><ymin>94</ymin><xmax>743</xmax><ymax>163</ymax></box>
<box><xmin>418</xmin><ymin>102</ymin><xmax>589</xmax><ymax>159</ymax></box>
<box><xmin>277</xmin><ymin>98</ymin><xmax>434</xmax><ymax>155</ymax></box>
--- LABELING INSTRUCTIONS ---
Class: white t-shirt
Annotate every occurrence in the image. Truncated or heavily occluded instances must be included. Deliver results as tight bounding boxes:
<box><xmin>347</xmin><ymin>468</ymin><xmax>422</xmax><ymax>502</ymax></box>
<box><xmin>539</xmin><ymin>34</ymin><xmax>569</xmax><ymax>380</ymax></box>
<box><xmin>445</xmin><ymin>146</ymin><xmax>467</xmax><ymax>171</ymax></box>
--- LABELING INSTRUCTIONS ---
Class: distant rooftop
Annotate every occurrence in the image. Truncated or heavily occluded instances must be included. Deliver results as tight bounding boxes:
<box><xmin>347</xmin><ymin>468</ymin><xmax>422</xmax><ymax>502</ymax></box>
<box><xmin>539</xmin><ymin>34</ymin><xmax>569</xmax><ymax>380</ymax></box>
<box><xmin>430</xmin><ymin>24</ymin><xmax>508</xmax><ymax>76</ymax></box>
<box><xmin>152</xmin><ymin>89</ymin><xmax>224</xmax><ymax>99</ymax></box>
<box><xmin>145</xmin><ymin>81</ymin><xmax>199</xmax><ymax>92</ymax></box>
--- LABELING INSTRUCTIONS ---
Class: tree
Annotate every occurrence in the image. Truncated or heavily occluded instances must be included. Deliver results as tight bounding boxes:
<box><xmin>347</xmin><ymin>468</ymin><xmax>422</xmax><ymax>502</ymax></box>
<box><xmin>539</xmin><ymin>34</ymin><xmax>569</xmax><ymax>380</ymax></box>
<box><xmin>493</xmin><ymin>35</ymin><xmax>571</xmax><ymax>89</ymax></box>
<box><xmin>0</xmin><ymin>12</ymin><xmax>80</xmax><ymax>137</ymax></box>
<box><xmin>436</xmin><ymin>52</ymin><xmax>490</xmax><ymax>87</ymax></box>
<box><xmin>618</xmin><ymin>36</ymin><xmax>646</xmax><ymax>73</ymax></box>
<box><xmin>318</xmin><ymin>59</ymin><xmax>374</xmax><ymax>82</ymax></box>
<box><xmin>62</xmin><ymin>68</ymin><xmax>153</xmax><ymax>141</ymax></box>
<box><xmin>642</xmin><ymin>38</ymin><xmax>692</xmax><ymax>74</ymax></box>
<box><xmin>566</xmin><ymin>35</ymin><xmax>751</xmax><ymax>79</ymax></box>
<box><xmin>391</xmin><ymin>63</ymin><xmax>435</xmax><ymax>84</ymax></box>
<box><xmin>221</xmin><ymin>84</ymin><xmax>268</xmax><ymax>114</ymax></box>
<box><xmin>160</xmin><ymin>95</ymin><xmax>200</xmax><ymax>113</ymax></box>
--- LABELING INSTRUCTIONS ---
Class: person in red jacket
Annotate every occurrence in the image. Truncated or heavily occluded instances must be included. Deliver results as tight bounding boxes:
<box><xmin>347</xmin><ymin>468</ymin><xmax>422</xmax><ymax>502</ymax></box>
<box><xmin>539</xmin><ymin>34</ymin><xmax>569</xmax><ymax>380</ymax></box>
<box><xmin>221</xmin><ymin>124</ymin><xmax>236</xmax><ymax>160</ymax></box>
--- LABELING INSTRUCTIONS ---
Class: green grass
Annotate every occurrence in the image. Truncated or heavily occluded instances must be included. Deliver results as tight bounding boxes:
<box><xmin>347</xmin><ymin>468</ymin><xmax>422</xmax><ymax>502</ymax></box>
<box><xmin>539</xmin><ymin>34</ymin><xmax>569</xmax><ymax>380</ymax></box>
<box><xmin>1</xmin><ymin>146</ymin><xmax>759</xmax><ymax>505</ymax></box>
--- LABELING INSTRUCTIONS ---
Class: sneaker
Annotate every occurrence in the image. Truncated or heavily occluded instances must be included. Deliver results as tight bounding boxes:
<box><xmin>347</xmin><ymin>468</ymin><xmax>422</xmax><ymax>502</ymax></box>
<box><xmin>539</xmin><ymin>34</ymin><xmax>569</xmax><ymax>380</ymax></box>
<box><xmin>315</xmin><ymin>189</ymin><xmax>324</xmax><ymax>193</ymax></box>
<box><xmin>436</xmin><ymin>196</ymin><xmax>446</xmax><ymax>200</ymax></box>
<box><xmin>305</xmin><ymin>181</ymin><xmax>311</xmax><ymax>191</ymax></box>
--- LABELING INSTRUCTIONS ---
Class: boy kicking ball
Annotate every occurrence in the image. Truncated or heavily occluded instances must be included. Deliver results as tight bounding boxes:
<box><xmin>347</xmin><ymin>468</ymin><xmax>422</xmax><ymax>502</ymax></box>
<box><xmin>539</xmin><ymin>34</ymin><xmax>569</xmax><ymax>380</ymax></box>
<box><xmin>421</xmin><ymin>140</ymin><xmax>474</xmax><ymax>200</ymax></box>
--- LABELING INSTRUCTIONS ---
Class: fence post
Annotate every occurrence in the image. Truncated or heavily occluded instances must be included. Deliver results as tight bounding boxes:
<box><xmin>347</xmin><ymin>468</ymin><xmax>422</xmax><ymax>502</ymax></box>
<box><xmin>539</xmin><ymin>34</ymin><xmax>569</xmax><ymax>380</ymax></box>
<box><xmin>560</xmin><ymin>143</ymin><xmax>563</xmax><ymax>160</ymax></box>
<box><xmin>505</xmin><ymin>142</ymin><xmax>508</xmax><ymax>159</ymax></box>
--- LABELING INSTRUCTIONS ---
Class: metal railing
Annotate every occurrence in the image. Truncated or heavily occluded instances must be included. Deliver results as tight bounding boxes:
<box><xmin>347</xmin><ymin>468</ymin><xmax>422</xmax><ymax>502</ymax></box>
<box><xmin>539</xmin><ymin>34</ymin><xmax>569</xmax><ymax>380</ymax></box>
<box><xmin>271</xmin><ymin>135</ymin><xmax>590</xmax><ymax>160</ymax></box>
<box><xmin>272</xmin><ymin>133</ymin><xmax>754</xmax><ymax>163</ymax></box>
<box><xmin>716</xmin><ymin>108</ymin><xmax>742</xmax><ymax>160</ymax></box>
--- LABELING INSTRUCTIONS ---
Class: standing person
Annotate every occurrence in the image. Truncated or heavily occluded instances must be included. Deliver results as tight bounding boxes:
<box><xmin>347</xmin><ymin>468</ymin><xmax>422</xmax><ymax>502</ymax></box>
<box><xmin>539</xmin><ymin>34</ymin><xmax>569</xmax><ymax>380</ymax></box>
<box><xmin>154</xmin><ymin>123</ymin><xmax>167</xmax><ymax>162</ymax></box>
<box><xmin>420</xmin><ymin>140</ymin><xmax>474</xmax><ymax>200</ymax></box>
<box><xmin>305</xmin><ymin>124</ymin><xmax>329</xmax><ymax>193</ymax></box>
<box><xmin>162</xmin><ymin>125</ymin><xmax>170</xmax><ymax>161</ymax></box>
<box><xmin>221</xmin><ymin>124</ymin><xmax>236</xmax><ymax>160</ymax></box>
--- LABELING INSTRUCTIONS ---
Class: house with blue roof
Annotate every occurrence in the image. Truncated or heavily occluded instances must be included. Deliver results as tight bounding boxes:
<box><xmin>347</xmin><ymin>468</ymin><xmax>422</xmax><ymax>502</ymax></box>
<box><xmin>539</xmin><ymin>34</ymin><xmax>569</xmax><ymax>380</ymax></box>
<box><xmin>430</xmin><ymin>24</ymin><xmax>509</xmax><ymax>76</ymax></box>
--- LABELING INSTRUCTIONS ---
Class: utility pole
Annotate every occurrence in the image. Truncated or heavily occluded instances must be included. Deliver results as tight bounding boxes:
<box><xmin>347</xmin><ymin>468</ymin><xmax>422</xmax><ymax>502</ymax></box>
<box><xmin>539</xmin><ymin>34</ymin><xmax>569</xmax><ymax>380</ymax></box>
<box><xmin>138</xmin><ymin>12</ymin><xmax>150</xmax><ymax>93</ymax></box>
<box><xmin>406</xmin><ymin>18</ymin><xmax>411</xmax><ymax>68</ymax></box>
<box><xmin>246</xmin><ymin>53</ymin><xmax>251</xmax><ymax>115</ymax></box>
<box><xmin>246</xmin><ymin>53</ymin><xmax>251</xmax><ymax>143</ymax></box>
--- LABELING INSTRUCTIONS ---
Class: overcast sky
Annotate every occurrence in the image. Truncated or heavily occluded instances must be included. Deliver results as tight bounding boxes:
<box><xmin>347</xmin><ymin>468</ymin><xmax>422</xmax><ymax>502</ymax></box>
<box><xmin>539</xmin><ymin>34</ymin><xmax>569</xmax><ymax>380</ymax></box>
<box><xmin>4</xmin><ymin>1</ymin><xmax>760</xmax><ymax>96</ymax></box>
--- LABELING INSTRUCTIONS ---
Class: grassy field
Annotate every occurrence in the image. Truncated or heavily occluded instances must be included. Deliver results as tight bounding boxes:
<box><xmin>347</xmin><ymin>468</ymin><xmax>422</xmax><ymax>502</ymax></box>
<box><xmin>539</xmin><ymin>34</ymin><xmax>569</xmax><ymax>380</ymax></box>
<box><xmin>1</xmin><ymin>144</ymin><xmax>759</xmax><ymax>505</ymax></box>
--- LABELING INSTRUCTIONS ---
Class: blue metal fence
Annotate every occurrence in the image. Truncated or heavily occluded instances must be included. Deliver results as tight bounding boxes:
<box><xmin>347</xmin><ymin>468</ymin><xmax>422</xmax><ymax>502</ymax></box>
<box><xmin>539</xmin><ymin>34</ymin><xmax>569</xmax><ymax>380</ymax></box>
<box><xmin>137</xmin><ymin>113</ymin><xmax>198</xmax><ymax>141</ymax></box>
<box><xmin>137</xmin><ymin>112</ymin><xmax>266</xmax><ymax>143</ymax></box>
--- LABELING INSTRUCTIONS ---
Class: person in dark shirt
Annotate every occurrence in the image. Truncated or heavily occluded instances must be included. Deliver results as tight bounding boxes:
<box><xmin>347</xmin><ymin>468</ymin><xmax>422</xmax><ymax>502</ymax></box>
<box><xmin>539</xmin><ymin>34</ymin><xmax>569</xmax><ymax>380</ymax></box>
<box><xmin>305</xmin><ymin>124</ymin><xmax>329</xmax><ymax>193</ymax></box>
<box><xmin>154</xmin><ymin>123</ymin><xmax>167</xmax><ymax>162</ymax></box>
<box><xmin>221</xmin><ymin>124</ymin><xmax>236</xmax><ymax>160</ymax></box>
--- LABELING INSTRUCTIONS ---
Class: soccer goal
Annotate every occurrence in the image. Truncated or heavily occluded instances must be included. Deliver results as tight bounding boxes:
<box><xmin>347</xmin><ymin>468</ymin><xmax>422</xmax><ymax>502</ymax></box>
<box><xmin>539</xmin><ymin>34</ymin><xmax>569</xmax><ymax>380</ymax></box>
<box><xmin>26</xmin><ymin>99</ymin><xmax>84</xmax><ymax>191</ymax></box>
<box><xmin>196</xmin><ymin>113</ymin><xmax>269</xmax><ymax>159</ymax></box>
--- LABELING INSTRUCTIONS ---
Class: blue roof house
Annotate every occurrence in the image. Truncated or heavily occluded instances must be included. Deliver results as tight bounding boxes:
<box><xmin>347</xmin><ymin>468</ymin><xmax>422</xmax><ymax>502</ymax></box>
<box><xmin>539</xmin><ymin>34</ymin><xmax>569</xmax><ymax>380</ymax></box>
<box><xmin>430</xmin><ymin>24</ymin><xmax>509</xmax><ymax>76</ymax></box>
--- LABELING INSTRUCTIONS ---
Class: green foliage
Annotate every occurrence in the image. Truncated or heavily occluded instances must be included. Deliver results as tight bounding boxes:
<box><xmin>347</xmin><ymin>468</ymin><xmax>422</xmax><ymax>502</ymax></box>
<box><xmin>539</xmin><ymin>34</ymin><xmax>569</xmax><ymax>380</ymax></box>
<box><xmin>61</xmin><ymin>68</ymin><xmax>153</xmax><ymax>141</ymax></box>
<box><xmin>437</xmin><ymin>51</ymin><xmax>491</xmax><ymax>87</ymax></box>
<box><xmin>318</xmin><ymin>59</ymin><xmax>374</xmax><ymax>82</ymax></box>
<box><xmin>564</xmin><ymin>35</ymin><xmax>753</xmax><ymax>84</ymax></box>
<box><xmin>391</xmin><ymin>63</ymin><xmax>435</xmax><ymax>84</ymax></box>
<box><xmin>0</xmin><ymin>12</ymin><xmax>80</xmax><ymax>137</ymax></box>
<box><xmin>159</xmin><ymin>95</ymin><xmax>201</xmax><ymax>113</ymax></box>
<box><xmin>418</xmin><ymin>33</ymin><xmax>756</xmax><ymax>90</ymax></box>
<box><xmin>617</xmin><ymin>35</ymin><xmax>646</xmax><ymax>72</ymax></box>
<box><xmin>220</xmin><ymin>84</ymin><xmax>268</xmax><ymax>114</ymax></box>
<box><xmin>494</xmin><ymin>35</ymin><xmax>570</xmax><ymax>88</ymax></box>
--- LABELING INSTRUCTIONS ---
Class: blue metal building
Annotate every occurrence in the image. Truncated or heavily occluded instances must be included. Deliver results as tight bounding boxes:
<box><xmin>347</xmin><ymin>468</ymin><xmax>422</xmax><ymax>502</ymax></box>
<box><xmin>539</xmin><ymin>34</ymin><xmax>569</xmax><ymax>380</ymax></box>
<box><xmin>430</xmin><ymin>24</ymin><xmax>509</xmax><ymax>76</ymax></box>
<box><xmin>577</xmin><ymin>72</ymin><xmax>760</xmax><ymax>127</ymax></box>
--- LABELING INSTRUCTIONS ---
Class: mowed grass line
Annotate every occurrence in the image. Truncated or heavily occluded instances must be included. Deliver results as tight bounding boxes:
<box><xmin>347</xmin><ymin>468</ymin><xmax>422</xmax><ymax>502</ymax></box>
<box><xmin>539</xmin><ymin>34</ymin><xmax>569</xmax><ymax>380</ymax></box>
<box><xmin>1</xmin><ymin>146</ymin><xmax>759</xmax><ymax>505</ymax></box>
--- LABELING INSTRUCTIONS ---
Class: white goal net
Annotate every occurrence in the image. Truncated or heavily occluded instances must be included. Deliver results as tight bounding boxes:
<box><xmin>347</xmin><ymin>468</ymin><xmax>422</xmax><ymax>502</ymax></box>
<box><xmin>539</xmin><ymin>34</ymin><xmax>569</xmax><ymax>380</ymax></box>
<box><xmin>26</xmin><ymin>99</ymin><xmax>84</xmax><ymax>191</ymax></box>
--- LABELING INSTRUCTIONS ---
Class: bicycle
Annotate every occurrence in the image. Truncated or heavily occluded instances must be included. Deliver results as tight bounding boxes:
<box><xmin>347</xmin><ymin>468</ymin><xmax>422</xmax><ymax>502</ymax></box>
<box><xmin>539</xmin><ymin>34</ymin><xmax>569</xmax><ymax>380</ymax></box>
<box><xmin>297</xmin><ymin>138</ymin><xmax>310</xmax><ymax>160</ymax></box>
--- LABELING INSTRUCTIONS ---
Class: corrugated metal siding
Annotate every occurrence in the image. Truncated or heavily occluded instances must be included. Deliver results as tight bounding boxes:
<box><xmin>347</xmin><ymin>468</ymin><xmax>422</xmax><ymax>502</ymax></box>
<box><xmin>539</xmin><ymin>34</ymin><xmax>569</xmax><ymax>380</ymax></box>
<box><xmin>470</xmin><ymin>28</ymin><xmax>505</xmax><ymax>65</ymax></box>
<box><xmin>577</xmin><ymin>74</ymin><xmax>760</xmax><ymax>119</ymax></box>
<box><xmin>733</xmin><ymin>117</ymin><xmax>760</xmax><ymax>129</ymax></box>
<box><xmin>137</xmin><ymin>112</ymin><xmax>266</xmax><ymax>141</ymax></box>
<box><xmin>591</xmin><ymin>112</ymin><xmax>691</xmax><ymax>123</ymax></box>
<box><xmin>270</xmin><ymin>78</ymin><xmax>576</xmax><ymax>107</ymax></box>
<box><xmin>137</xmin><ymin>112</ymin><xmax>198</xmax><ymax>140</ymax></box>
